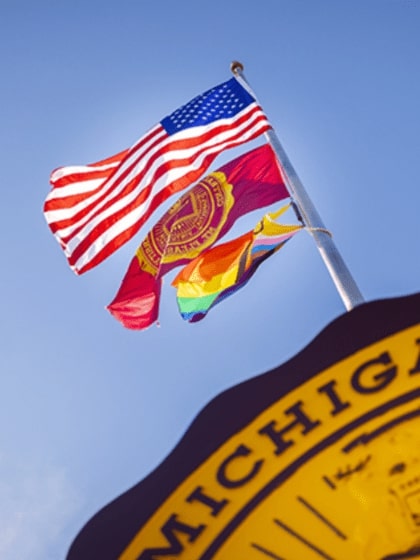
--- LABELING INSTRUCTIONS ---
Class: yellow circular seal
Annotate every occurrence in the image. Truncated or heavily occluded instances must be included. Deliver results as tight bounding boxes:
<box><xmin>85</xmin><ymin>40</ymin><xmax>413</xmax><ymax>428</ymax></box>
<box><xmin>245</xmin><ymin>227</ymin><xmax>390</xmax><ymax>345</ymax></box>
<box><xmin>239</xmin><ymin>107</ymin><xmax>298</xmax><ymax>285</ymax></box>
<box><xmin>137</xmin><ymin>172</ymin><xmax>234</xmax><ymax>276</ymax></box>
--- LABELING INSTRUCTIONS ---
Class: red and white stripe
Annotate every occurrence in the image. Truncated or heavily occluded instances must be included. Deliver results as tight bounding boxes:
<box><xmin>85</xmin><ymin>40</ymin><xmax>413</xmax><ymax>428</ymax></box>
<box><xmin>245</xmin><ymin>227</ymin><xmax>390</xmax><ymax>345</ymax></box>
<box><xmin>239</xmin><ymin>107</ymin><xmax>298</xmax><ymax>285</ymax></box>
<box><xmin>44</xmin><ymin>103</ymin><xmax>270</xmax><ymax>274</ymax></box>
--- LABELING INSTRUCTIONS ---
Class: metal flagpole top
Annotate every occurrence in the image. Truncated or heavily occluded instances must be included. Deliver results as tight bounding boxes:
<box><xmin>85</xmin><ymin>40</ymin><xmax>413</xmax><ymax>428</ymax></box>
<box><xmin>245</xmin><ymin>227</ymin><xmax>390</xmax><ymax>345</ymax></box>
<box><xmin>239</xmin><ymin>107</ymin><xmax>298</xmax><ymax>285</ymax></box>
<box><xmin>230</xmin><ymin>61</ymin><xmax>244</xmax><ymax>75</ymax></box>
<box><xmin>230</xmin><ymin>61</ymin><xmax>365</xmax><ymax>311</ymax></box>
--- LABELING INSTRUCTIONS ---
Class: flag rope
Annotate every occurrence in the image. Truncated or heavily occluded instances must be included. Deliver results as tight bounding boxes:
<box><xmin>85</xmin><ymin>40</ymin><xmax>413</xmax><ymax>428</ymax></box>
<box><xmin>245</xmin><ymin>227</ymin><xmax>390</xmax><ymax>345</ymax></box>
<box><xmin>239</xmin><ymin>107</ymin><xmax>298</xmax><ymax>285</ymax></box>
<box><xmin>307</xmin><ymin>227</ymin><xmax>333</xmax><ymax>238</ymax></box>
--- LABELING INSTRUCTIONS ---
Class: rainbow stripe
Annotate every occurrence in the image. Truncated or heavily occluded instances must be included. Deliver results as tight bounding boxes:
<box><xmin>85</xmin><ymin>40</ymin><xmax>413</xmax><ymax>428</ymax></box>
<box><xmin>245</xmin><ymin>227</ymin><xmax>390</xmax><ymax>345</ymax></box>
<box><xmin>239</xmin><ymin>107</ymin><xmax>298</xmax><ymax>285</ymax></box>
<box><xmin>172</xmin><ymin>206</ymin><xmax>302</xmax><ymax>322</ymax></box>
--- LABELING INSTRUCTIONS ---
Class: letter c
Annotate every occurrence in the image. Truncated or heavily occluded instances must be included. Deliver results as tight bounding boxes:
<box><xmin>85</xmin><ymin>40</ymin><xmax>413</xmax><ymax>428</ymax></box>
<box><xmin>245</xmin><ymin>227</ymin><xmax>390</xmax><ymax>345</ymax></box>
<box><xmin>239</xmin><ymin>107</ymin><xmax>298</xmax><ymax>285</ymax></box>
<box><xmin>216</xmin><ymin>444</ymin><xmax>264</xmax><ymax>489</ymax></box>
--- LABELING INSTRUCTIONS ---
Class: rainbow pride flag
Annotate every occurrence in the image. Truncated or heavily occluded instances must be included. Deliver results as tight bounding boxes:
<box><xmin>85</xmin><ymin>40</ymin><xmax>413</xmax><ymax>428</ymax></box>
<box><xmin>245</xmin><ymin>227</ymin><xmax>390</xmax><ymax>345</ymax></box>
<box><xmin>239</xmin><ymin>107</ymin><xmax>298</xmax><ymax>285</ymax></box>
<box><xmin>172</xmin><ymin>205</ymin><xmax>303</xmax><ymax>322</ymax></box>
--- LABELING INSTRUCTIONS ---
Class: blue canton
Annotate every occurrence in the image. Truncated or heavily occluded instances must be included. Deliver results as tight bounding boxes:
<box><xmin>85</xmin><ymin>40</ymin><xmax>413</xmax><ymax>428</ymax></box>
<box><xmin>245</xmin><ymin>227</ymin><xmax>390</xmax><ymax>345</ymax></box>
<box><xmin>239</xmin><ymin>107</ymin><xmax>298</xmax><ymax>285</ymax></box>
<box><xmin>161</xmin><ymin>78</ymin><xmax>255</xmax><ymax>135</ymax></box>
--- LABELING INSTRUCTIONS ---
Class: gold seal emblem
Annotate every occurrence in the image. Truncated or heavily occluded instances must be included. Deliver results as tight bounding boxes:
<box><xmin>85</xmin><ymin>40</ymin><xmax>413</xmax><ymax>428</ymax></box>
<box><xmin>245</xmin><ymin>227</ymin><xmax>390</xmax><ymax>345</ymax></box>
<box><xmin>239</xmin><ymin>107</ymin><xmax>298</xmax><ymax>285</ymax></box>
<box><xmin>120</xmin><ymin>326</ymin><xmax>420</xmax><ymax>560</ymax></box>
<box><xmin>137</xmin><ymin>172</ymin><xmax>234</xmax><ymax>276</ymax></box>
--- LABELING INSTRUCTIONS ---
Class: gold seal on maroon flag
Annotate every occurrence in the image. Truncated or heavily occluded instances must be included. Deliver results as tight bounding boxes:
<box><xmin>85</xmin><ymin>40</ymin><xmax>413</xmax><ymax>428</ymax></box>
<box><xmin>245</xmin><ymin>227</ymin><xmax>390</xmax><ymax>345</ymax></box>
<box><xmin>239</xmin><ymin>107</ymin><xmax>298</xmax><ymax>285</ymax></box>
<box><xmin>137</xmin><ymin>172</ymin><xmax>235</xmax><ymax>276</ymax></box>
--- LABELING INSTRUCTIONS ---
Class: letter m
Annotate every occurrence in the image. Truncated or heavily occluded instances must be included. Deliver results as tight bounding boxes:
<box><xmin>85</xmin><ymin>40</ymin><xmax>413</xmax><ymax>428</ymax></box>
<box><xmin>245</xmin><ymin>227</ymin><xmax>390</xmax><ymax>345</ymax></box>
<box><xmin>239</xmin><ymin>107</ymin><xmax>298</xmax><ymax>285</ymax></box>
<box><xmin>138</xmin><ymin>514</ymin><xmax>205</xmax><ymax>559</ymax></box>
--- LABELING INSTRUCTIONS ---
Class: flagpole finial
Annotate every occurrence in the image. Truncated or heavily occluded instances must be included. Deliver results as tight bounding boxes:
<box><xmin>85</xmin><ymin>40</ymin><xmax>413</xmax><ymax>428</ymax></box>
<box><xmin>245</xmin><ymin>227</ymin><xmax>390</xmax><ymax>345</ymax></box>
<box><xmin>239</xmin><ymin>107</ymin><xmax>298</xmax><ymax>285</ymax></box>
<box><xmin>230</xmin><ymin>61</ymin><xmax>244</xmax><ymax>75</ymax></box>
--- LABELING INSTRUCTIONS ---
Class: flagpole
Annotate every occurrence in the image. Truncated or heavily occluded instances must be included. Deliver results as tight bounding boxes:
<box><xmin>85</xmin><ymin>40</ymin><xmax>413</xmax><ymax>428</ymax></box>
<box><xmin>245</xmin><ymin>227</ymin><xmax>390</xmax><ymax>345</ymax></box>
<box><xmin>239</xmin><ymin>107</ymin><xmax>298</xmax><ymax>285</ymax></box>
<box><xmin>231</xmin><ymin>61</ymin><xmax>364</xmax><ymax>311</ymax></box>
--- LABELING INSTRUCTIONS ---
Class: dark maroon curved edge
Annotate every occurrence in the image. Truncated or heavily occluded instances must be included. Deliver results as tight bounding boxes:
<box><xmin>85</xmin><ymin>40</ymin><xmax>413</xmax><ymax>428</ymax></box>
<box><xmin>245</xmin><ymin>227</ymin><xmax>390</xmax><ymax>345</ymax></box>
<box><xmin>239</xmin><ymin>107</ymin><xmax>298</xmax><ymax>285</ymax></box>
<box><xmin>67</xmin><ymin>291</ymin><xmax>420</xmax><ymax>559</ymax></box>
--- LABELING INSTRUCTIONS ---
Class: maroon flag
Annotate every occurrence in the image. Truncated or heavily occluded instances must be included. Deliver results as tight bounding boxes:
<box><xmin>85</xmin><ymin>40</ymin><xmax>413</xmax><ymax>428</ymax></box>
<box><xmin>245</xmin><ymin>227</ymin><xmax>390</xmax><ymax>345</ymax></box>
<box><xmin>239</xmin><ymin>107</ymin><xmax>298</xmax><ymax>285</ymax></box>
<box><xmin>107</xmin><ymin>144</ymin><xmax>289</xmax><ymax>330</ymax></box>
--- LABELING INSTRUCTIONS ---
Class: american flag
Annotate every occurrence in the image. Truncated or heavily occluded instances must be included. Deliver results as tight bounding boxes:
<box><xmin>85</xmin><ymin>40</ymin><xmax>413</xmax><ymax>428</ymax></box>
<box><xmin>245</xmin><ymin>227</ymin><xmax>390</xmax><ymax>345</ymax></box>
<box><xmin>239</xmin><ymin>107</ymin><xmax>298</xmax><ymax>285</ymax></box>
<box><xmin>44</xmin><ymin>78</ymin><xmax>271</xmax><ymax>275</ymax></box>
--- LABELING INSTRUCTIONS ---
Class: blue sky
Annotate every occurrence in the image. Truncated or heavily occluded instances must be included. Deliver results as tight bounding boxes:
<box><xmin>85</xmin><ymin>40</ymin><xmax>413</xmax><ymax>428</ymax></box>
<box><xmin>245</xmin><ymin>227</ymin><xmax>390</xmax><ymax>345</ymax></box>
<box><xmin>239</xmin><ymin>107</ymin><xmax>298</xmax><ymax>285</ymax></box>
<box><xmin>1</xmin><ymin>1</ymin><xmax>419</xmax><ymax>558</ymax></box>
